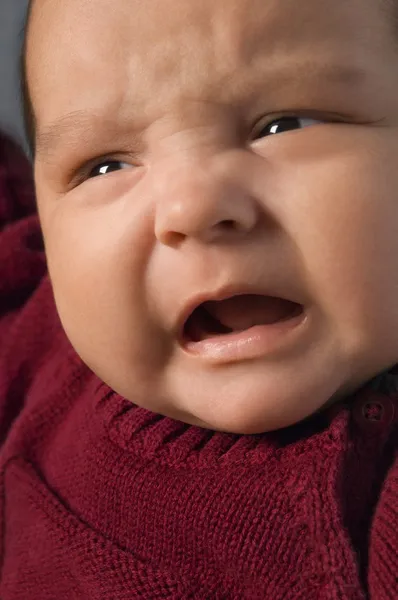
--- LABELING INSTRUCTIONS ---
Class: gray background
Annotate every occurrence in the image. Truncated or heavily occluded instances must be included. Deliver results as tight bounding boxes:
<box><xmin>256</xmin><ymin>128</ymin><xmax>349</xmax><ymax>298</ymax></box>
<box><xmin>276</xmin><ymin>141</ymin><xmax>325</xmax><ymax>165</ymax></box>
<box><xmin>0</xmin><ymin>0</ymin><xmax>29</xmax><ymax>148</ymax></box>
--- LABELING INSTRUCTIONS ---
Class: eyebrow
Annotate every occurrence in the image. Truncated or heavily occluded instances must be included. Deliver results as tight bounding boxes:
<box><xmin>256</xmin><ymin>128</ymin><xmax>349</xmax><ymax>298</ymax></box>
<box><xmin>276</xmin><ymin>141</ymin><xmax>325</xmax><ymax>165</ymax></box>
<box><xmin>35</xmin><ymin>64</ymin><xmax>368</xmax><ymax>158</ymax></box>
<box><xmin>35</xmin><ymin>110</ymin><xmax>146</xmax><ymax>159</ymax></box>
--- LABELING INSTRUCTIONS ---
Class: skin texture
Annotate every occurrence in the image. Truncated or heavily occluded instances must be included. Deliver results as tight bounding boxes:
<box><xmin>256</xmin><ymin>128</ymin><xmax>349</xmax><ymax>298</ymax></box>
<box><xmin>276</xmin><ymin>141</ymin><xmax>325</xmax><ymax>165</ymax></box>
<box><xmin>26</xmin><ymin>0</ymin><xmax>398</xmax><ymax>434</ymax></box>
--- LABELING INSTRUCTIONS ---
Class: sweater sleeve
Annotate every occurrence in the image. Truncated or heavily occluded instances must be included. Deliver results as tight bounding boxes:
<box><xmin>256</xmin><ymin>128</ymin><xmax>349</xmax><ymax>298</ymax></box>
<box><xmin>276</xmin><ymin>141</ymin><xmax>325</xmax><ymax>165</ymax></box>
<box><xmin>0</xmin><ymin>132</ymin><xmax>47</xmax><ymax>442</ymax></box>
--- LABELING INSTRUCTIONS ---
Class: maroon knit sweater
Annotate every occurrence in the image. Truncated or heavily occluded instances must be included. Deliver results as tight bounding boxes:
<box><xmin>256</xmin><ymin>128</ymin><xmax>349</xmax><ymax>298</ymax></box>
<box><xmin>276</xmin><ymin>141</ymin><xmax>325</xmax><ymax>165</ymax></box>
<box><xmin>0</xmin><ymin>131</ymin><xmax>397</xmax><ymax>599</ymax></box>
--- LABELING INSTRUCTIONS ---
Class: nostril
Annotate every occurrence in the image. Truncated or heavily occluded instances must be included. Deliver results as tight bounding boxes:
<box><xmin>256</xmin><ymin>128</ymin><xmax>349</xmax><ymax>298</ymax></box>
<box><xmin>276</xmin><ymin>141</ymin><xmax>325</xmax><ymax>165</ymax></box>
<box><xmin>219</xmin><ymin>219</ymin><xmax>237</xmax><ymax>230</ymax></box>
<box><xmin>159</xmin><ymin>230</ymin><xmax>186</xmax><ymax>247</ymax></box>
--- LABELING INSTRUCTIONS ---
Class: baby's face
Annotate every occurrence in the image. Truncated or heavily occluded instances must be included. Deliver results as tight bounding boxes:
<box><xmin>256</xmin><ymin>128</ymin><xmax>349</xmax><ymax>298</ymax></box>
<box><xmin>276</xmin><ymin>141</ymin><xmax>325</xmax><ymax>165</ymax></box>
<box><xmin>28</xmin><ymin>0</ymin><xmax>398</xmax><ymax>433</ymax></box>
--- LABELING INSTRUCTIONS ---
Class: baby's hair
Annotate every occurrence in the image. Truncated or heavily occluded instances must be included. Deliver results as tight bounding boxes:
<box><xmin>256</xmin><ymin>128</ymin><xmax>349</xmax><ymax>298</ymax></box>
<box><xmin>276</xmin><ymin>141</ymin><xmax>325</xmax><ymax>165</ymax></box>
<box><xmin>19</xmin><ymin>0</ymin><xmax>398</xmax><ymax>158</ymax></box>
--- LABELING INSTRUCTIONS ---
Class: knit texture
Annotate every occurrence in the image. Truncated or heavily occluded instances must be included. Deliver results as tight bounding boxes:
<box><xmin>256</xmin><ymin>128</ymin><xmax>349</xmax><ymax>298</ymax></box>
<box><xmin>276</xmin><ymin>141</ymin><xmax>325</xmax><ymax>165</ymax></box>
<box><xmin>0</xmin><ymin>131</ymin><xmax>397</xmax><ymax>599</ymax></box>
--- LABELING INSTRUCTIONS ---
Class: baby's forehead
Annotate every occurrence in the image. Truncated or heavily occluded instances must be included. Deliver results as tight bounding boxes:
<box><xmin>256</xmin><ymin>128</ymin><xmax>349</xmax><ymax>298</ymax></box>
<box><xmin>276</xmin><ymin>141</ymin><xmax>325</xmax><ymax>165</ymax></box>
<box><xmin>27</xmin><ymin>0</ymin><xmax>391</xmax><ymax>154</ymax></box>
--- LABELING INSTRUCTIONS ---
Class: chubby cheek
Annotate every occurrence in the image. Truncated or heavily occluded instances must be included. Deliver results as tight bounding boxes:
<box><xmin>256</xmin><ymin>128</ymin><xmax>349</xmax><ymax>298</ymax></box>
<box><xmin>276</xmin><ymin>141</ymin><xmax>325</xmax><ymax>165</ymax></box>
<box><xmin>37</xmin><ymin>188</ymin><xmax>170</xmax><ymax>394</ymax></box>
<box><xmin>283</xmin><ymin>129</ymin><xmax>398</xmax><ymax>356</ymax></box>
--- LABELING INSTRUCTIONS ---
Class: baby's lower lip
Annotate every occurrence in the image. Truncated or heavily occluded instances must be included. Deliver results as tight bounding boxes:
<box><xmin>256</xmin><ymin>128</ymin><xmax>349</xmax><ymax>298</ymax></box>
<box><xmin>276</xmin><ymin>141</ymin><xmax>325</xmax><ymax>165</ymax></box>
<box><xmin>181</xmin><ymin>308</ymin><xmax>308</xmax><ymax>363</ymax></box>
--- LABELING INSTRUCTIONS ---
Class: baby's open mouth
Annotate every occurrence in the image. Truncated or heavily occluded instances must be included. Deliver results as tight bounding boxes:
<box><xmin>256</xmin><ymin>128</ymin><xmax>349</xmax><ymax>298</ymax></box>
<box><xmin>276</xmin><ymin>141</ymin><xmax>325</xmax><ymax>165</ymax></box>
<box><xmin>183</xmin><ymin>294</ymin><xmax>304</xmax><ymax>343</ymax></box>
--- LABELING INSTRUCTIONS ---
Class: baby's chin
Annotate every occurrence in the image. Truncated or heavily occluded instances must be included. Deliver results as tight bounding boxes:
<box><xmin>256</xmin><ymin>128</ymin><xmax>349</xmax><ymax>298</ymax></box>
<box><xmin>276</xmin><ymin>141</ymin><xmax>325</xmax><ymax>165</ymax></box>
<box><xmin>131</xmin><ymin>368</ymin><xmax>346</xmax><ymax>435</ymax></box>
<box><xmin>86</xmin><ymin>332</ymin><xmax>352</xmax><ymax>435</ymax></box>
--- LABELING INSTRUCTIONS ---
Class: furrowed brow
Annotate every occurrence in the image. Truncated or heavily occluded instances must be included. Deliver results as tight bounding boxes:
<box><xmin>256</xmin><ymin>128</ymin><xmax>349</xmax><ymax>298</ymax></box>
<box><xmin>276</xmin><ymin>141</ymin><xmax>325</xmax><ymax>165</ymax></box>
<box><xmin>35</xmin><ymin>64</ymin><xmax>368</xmax><ymax>160</ymax></box>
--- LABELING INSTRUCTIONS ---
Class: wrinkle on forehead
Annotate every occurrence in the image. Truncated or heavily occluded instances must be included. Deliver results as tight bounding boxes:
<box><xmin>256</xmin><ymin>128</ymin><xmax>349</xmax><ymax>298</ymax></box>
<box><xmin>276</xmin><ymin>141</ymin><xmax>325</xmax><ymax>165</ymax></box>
<box><xmin>111</xmin><ymin>0</ymin><xmax>375</xmax><ymax>104</ymax></box>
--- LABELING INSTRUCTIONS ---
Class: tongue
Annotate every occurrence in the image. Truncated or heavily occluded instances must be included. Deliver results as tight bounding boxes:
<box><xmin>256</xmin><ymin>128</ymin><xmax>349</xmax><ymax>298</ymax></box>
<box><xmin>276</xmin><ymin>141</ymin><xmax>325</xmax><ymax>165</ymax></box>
<box><xmin>203</xmin><ymin>295</ymin><xmax>298</xmax><ymax>331</ymax></box>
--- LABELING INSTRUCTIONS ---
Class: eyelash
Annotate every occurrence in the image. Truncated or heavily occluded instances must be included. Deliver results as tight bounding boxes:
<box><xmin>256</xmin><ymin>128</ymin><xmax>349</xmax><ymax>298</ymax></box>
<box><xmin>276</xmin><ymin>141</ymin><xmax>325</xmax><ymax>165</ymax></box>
<box><xmin>74</xmin><ymin>111</ymin><xmax>348</xmax><ymax>185</ymax></box>
<box><xmin>72</xmin><ymin>154</ymin><xmax>134</xmax><ymax>186</ymax></box>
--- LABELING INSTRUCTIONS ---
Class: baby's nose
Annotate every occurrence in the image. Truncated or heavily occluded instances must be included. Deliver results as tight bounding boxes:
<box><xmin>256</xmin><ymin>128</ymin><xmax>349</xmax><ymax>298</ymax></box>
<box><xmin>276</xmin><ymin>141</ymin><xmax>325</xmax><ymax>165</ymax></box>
<box><xmin>153</xmin><ymin>157</ymin><xmax>260</xmax><ymax>246</ymax></box>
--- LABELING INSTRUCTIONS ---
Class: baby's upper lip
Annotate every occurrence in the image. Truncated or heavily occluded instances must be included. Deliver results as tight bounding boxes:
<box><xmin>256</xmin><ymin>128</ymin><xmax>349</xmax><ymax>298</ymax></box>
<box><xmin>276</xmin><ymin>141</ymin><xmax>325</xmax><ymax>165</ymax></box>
<box><xmin>175</xmin><ymin>283</ymin><xmax>304</xmax><ymax>340</ymax></box>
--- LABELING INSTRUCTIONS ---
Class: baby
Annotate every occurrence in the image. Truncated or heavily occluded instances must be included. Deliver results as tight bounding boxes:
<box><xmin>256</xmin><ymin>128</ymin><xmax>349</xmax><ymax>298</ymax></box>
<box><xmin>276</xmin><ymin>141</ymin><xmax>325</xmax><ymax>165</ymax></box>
<box><xmin>0</xmin><ymin>0</ymin><xmax>397</xmax><ymax>597</ymax></box>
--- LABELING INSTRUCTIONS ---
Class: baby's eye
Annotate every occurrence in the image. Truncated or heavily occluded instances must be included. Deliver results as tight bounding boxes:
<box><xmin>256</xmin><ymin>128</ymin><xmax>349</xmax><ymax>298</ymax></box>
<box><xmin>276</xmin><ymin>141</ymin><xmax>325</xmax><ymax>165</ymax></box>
<box><xmin>253</xmin><ymin>116</ymin><xmax>322</xmax><ymax>139</ymax></box>
<box><xmin>88</xmin><ymin>160</ymin><xmax>131</xmax><ymax>178</ymax></box>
